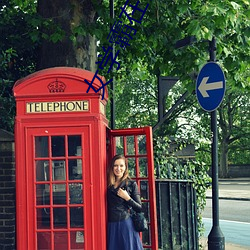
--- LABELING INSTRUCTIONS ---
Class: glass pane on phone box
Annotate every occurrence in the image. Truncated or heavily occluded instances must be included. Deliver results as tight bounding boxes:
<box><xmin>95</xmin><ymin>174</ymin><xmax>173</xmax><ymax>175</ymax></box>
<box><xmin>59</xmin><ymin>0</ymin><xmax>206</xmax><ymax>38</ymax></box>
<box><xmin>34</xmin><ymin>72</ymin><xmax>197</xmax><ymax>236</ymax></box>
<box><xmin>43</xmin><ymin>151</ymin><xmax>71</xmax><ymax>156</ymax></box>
<box><xmin>127</xmin><ymin>158</ymin><xmax>136</xmax><ymax>177</ymax></box>
<box><xmin>52</xmin><ymin>161</ymin><xmax>66</xmax><ymax>181</ymax></box>
<box><xmin>37</xmin><ymin>232</ymin><xmax>51</xmax><ymax>250</ymax></box>
<box><xmin>35</xmin><ymin>136</ymin><xmax>49</xmax><ymax>157</ymax></box>
<box><xmin>70</xmin><ymin>207</ymin><xmax>83</xmax><ymax>227</ymax></box>
<box><xmin>140</xmin><ymin>180</ymin><xmax>149</xmax><ymax>200</ymax></box>
<box><xmin>53</xmin><ymin>184</ymin><xmax>66</xmax><ymax>204</ymax></box>
<box><xmin>142</xmin><ymin>228</ymin><xmax>151</xmax><ymax>246</ymax></box>
<box><xmin>71</xmin><ymin>231</ymin><xmax>84</xmax><ymax>246</ymax></box>
<box><xmin>54</xmin><ymin>231</ymin><xmax>68</xmax><ymax>248</ymax></box>
<box><xmin>126</xmin><ymin>136</ymin><xmax>135</xmax><ymax>155</ymax></box>
<box><xmin>68</xmin><ymin>135</ymin><xmax>81</xmax><ymax>156</ymax></box>
<box><xmin>138</xmin><ymin>135</ymin><xmax>146</xmax><ymax>155</ymax></box>
<box><xmin>139</xmin><ymin>157</ymin><xmax>148</xmax><ymax>177</ymax></box>
<box><xmin>69</xmin><ymin>159</ymin><xmax>82</xmax><ymax>180</ymax></box>
<box><xmin>36</xmin><ymin>184</ymin><xmax>47</xmax><ymax>205</ymax></box>
<box><xmin>115</xmin><ymin>136</ymin><xmax>124</xmax><ymax>155</ymax></box>
<box><xmin>36</xmin><ymin>160</ymin><xmax>49</xmax><ymax>181</ymax></box>
<box><xmin>40</xmin><ymin>184</ymin><xmax>50</xmax><ymax>205</ymax></box>
<box><xmin>53</xmin><ymin>208</ymin><xmax>67</xmax><ymax>227</ymax></box>
<box><xmin>69</xmin><ymin>183</ymin><xmax>83</xmax><ymax>204</ymax></box>
<box><xmin>142</xmin><ymin>202</ymin><xmax>150</xmax><ymax>221</ymax></box>
<box><xmin>37</xmin><ymin>208</ymin><xmax>50</xmax><ymax>229</ymax></box>
<box><xmin>52</xmin><ymin>136</ymin><xmax>65</xmax><ymax>157</ymax></box>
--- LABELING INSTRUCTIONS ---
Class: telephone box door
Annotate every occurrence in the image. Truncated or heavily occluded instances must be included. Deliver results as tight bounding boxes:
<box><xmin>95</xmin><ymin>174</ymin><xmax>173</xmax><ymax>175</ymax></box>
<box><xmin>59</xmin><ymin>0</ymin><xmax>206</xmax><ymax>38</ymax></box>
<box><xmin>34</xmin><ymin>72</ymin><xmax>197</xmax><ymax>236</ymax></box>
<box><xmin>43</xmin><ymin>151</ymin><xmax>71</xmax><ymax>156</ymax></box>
<box><xmin>108</xmin><ymin>126</ymin><xmax>158</xmax><ymax>250</ymax></box>
<box><xmin>26</xmin><ymin>126</ymin><xmax>92</xmax><ymax>250</ymax></box>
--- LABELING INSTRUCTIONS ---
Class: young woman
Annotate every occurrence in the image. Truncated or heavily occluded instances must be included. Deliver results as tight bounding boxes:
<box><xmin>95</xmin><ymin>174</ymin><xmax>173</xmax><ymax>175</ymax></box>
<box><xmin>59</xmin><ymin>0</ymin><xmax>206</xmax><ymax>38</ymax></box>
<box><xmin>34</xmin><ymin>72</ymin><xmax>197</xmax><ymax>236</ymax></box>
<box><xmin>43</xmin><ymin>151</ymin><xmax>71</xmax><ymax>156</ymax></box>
<box><xmin>107</xmin><ymin>154</ymin><xmax>144</xmax><ymax>250</ymax></box>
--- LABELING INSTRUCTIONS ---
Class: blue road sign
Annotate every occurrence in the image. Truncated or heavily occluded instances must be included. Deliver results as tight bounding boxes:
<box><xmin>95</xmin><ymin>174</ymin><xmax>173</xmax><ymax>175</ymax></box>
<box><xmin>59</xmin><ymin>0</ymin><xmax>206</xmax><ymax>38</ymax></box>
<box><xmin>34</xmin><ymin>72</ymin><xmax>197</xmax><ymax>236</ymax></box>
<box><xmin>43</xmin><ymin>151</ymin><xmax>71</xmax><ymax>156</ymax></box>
<box><xmin>196</xmin><ymin>62</ymin><xmax>226</xmax><ymax>112</ymax></box>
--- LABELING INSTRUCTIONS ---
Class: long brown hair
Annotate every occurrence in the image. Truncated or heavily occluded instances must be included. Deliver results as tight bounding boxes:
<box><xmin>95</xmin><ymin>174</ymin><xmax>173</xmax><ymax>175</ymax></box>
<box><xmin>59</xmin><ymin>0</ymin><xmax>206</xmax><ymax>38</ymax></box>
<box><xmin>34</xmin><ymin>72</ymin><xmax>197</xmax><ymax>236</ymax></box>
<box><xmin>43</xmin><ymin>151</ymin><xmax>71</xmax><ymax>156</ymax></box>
<box><xmin>107</xmin><ymin>154</ymin><xmax>130</xmax><ymax>187</ymax></box>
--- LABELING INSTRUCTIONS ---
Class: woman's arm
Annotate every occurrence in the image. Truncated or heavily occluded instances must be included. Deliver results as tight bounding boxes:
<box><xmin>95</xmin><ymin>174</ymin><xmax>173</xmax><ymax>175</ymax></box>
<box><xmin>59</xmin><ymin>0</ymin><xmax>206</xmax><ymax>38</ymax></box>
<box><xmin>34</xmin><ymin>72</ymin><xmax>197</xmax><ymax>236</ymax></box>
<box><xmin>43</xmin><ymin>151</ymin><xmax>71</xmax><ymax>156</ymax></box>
<box><xmin>117</xmin><ymin>181</ymin><xmax>142</xmax><ymax>212</ymax></box>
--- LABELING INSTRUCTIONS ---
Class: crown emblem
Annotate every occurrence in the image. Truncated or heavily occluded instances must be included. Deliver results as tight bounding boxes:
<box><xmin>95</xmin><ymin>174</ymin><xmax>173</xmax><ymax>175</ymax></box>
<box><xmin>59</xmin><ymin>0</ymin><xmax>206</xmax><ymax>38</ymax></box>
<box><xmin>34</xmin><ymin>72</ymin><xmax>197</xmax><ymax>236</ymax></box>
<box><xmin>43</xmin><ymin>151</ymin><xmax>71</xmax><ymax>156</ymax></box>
<box><xmin>47</xmin><ymin>79</ymin><xmax>66</xmax><ymax>93</ymax></box>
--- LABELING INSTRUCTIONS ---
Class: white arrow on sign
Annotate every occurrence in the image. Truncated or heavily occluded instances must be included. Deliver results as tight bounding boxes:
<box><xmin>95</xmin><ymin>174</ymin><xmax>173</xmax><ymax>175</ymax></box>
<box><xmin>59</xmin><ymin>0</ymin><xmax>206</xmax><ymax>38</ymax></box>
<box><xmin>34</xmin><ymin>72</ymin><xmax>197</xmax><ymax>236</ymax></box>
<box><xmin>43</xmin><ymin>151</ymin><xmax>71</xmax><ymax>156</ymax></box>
<box><xmin>198</xmin><ymin>76</ymin><xmax>223</xmax><ymax>98</ymax></box>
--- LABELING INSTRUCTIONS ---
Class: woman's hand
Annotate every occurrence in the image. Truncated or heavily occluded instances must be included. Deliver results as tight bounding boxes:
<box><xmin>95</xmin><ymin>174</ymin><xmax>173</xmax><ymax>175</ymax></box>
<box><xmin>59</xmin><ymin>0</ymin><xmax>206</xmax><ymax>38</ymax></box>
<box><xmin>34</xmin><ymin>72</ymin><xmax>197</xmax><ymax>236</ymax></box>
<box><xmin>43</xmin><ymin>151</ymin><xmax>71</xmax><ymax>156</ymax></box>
<box><xmin>117</xmin><ymin>188</ymin><xmax>131</xmax><ymax>201</ymax></box>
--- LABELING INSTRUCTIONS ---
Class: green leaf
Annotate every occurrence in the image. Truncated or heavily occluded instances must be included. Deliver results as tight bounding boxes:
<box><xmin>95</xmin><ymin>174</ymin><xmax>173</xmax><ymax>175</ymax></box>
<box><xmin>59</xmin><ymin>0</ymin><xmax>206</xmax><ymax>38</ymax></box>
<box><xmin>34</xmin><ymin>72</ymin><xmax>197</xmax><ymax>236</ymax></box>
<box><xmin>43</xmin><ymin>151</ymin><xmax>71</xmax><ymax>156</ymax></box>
<box><xmin>230</xmin><ymin>1</ymin><xmax>241</xmax><ymax>10</ymax></box>
<box><xmin>187</xmin><ymin>19</ymin><xmax>201</xmax><ymax>36</ymax></box>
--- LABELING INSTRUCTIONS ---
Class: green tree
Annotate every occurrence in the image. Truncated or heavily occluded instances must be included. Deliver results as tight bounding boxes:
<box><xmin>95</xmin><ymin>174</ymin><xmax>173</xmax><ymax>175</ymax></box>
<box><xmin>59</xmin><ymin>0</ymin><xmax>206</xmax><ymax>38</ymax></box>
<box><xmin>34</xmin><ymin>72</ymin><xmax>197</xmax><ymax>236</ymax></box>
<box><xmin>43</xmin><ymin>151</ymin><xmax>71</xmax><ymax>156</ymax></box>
<box><xmin>36</xmin><ymin>0</ymin><xmax>101</xmax><ymax>70</ymax></box>
<box><xmin>1</xmin><ymin>0</ymin><xmax>249</xmax><ymax>169</ymax></box>
<box><xmin>218</xmin><ymin>89</ymin><xmax>250</xmax><ymax>177</ymax></box>
<box><xmin>170</xmin><ymin>86</ymin><xmax>250</xmax><ymax>178</ymax></box>
<box><xmin>1</xmin><ymin>0</ymin><xmax>249</xmax><ymax>176</ymax></box>
<box><xmin>0</xmin><ymin>0</ymin><xmax>37</xmax><ymax>131</ymax></box>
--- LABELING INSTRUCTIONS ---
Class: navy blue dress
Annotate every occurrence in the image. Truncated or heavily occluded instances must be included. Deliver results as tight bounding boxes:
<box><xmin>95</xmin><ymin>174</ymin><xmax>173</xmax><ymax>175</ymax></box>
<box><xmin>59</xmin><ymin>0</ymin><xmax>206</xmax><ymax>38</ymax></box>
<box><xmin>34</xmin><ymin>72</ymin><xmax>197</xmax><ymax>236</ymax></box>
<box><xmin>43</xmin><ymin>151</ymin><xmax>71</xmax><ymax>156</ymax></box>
<box><xmin>107</xmin><ymin>180</ymin><xmax>144</xmax><ymax>250</ymax></box>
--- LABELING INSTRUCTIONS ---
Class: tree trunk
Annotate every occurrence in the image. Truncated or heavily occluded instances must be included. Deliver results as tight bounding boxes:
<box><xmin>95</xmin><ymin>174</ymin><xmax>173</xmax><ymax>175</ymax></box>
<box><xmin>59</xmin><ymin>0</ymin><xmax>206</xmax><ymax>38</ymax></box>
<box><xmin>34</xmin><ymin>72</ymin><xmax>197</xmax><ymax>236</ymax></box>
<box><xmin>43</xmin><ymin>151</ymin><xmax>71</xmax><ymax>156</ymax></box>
<box><xmin>37</xmin><ymin>0</ymin><xmax>99</xmax><ymax>71</ymax></box>
<box><xmin>219</xmin><ymin>139</ymin><xmax>229</xmax><ymax>178</ymax></box>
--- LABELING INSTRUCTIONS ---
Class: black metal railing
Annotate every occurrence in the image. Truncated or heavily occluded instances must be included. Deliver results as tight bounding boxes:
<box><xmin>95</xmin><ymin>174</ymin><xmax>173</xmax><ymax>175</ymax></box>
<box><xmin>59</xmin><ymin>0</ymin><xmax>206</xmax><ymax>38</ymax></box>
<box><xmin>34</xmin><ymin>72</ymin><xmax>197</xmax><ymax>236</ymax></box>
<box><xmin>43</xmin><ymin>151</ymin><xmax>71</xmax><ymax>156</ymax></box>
<box><xmin>156</xmin><ymin>179</ymin><xmax>198</xmax><ymax>250</ymax></box>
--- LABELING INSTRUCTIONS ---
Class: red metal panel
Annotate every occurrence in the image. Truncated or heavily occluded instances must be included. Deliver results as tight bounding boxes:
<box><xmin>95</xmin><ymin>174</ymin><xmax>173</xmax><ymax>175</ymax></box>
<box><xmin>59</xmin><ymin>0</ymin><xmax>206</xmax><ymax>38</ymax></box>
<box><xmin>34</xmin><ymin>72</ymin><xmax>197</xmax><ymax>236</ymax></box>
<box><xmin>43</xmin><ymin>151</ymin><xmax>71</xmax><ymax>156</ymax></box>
<box><xmin>13</xmin><ymin>67</ymin><xmax>110</xmax><ymax>250</ymax></box>
<box><xmin>15</xmin><ymin>118</ymin><xmax>108</xmax><ymax>250</ymax></box>
<box><xmin>145</xmin><ymin>127</ymin><xmax>158</xmax><ymax>250</ymax></box>
<box><xmin>15</xmin><ymin>121</ymin><xmax>28</xmax><ymax>250</ymax></box>
<box><xmin>13</xmin><ymin>67</ymin><xmax>108</xmax><ymax>100</ymax></box>
<box><xmin>109</xmin><ymin>126</ymin><xmax>158</xmax><ymax>250</ymax></box>
<box><xmin>26</xmin><ymin>127</ymin><xmax>88</xmax><ymax>249</ymax></box>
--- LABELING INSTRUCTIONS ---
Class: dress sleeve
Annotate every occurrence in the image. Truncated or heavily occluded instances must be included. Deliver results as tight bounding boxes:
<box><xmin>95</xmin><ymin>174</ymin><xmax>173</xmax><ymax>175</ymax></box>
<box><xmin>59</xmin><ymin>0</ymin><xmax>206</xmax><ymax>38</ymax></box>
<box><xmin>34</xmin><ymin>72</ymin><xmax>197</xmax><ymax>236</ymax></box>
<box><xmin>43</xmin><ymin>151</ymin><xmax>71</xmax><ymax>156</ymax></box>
<box><xmin>126</xmin><ymin>181</ymin><xmax>142</xmax><ymax>212</ymax></box>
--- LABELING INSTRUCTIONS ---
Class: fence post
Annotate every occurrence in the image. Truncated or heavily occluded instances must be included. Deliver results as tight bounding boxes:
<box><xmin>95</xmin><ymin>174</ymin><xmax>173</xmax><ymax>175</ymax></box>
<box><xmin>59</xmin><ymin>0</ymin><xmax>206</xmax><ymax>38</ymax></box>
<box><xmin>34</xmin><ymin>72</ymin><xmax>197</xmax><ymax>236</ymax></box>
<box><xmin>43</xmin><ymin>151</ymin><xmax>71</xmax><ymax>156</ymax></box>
<box><xmin>0</xmin><ymin>129</ymin><xmax>16</xmax><ymax>250</ymax></box>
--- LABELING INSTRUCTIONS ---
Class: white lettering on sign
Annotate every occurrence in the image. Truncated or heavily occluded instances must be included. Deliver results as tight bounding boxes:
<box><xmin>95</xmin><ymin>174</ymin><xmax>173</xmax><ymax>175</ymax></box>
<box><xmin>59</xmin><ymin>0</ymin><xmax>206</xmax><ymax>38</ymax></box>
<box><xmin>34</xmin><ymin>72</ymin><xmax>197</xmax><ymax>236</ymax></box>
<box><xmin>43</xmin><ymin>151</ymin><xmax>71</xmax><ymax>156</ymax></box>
<box><xmin>100</xmin><ymin>102</ymin><xmax>105</xmax><ymax>115</ymax></box>
<box><xmin>26</xmin><ymin>101</ymin><xmax>89</xmax><ymax>113</ymax></box>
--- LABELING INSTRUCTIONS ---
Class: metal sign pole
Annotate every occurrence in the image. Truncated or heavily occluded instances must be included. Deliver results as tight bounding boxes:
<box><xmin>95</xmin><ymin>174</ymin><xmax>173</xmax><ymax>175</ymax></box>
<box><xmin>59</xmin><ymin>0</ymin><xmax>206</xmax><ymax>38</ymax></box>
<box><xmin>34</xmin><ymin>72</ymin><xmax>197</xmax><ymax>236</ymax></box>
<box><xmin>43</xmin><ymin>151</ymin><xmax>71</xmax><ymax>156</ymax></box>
<box><xmin>110</xmin><ymin>0</ymin><xmax>115</xmax><ymax>129</ymax></box>
<box><xmin>208</xmin><ymin>37</ymin><xmax>225</xmax><ymax>250</ymax></box>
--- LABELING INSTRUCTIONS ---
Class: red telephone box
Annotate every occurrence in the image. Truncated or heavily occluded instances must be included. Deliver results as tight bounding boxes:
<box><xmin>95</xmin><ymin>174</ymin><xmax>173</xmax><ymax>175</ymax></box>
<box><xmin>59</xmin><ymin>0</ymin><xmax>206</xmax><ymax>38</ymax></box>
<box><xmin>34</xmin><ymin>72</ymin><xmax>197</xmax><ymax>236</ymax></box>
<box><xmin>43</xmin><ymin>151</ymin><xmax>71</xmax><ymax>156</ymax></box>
<box><xmin>13</xmin><ymin>67</ymin><xmax>158</xmax><ymax>250</ymax></box>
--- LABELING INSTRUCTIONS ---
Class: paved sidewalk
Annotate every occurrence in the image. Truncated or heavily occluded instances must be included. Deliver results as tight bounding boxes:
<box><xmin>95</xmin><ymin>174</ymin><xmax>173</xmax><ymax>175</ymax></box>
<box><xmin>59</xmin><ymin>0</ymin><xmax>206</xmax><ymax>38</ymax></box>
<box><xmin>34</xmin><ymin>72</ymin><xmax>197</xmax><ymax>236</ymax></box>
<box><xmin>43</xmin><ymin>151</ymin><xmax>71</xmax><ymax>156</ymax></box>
<box><xmin>206</xmin><ymin>178</ymin><xmax>250</xmax><ymax>201</ymax></box>
<box><xmin>203</xmin><ymin>178</ymin><xmax>250</xmax><ymax>249</ymax></box>
<box><xmin>200</xmin><ymin>238</ymin><xmax>250</xmax><ymax>250</ymax></box>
